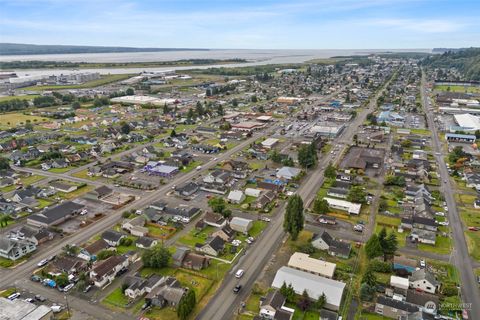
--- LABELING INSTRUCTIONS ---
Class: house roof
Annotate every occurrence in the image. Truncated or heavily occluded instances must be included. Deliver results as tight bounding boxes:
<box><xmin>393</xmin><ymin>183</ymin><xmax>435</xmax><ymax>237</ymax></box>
<box><xmin>28</xmin><ymin>201</ymin><xmax>84</xmax><ymax>225</ymax></box>
<box><xmin>276</xmin><ymin>166</ymin><xmax>301</xmax><ymax>179</ymax></box>
<box><xmin>0</xmin><ymin>237</ymin><xmax>34</xmax><ymax>254</ymax></box>
<box><xmin>136</xmin><ymin>236</ymin><xmax>156</xmax><ymax>247</ymax></box>
<box><xmin>288</xmin><ymin>252</ymin><xmax>336</xmax><ymax>278</ymax></box>
<box><xmin>101</xmin><ymin>230</ymin><xmax>125</xmax><ymax>243</ymax></box>
<box><xmin>227</xmin><ymin>190</ymin><xmax>244</xmax><ymax>201</ymax></box>
<box><xmin>271</xmin><ymin>266</ymin><xmax>345</xmax><ymax>307</ymax></box>
<box><xmin>206</xmin><ymin>236</ymin><xmax>225</xmax><ymax>252</ymax></box>
<box><xmin>83</xmin><ymin>239</ymin><xmax>109</xmax><ymax>255</ymax></box>
<box><xmin>92</xmin><ymin>255</ymin><xmax>127</xmax><ymax>279</ymax></box>
<box><xmin>261</xmin><ymin>290</ymin><xmax>285</xmax><ymax>309</ymax></box>
<box><xmin>409</xmin><ymin>269</ymin><xmax>439</xmax><ymax>287</ymax></box>
<box><xmin>93</xmin><ymin>185</ymin><xmax>113</xmax><ymax>198</ymax></box>
<box><xmin>230</xmin><ymin>217</ymin><xmax>253</xmax><ymax>228</ymax></box>
<box><xmin>376</xmin><ymin>295</ymin><xmax>419</xmax><ymax>313</ymax></box>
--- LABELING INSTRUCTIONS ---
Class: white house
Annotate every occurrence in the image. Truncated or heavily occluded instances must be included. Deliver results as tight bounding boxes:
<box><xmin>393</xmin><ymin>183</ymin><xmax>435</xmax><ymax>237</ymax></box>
<box><xmin>287</xmin><ymin>252</ymin><xmax>336</xmax><ymax>278</ymax></box>
<box><xmin>245</xmin><ymin>188</ymin><xmax>262</xmax><ymax>198</ymax></box>
<box><xmin>408</xmin><ymin>269</ymin><xmax>440</xmax><ymax>294</ymax></box>
<box><xmin>227</xmin><ymin>190</ymin><xmax>245</xmax><ymax>204</ymax></box>
<box><xmin>229</xmin><ymin>217</ymin><xmax>253</xmax><ymax>234</ymax></box>
<box><xmin>324</xmin><ymin>197</ymin><xmax>361</xmax><ymax>215</ymax></box>
<box><xmin>90</xmin><ymin>255</ymin><xmax>129</xmax><ymax>288</ymax></box>
<box><xmin>276</xmin><ymin>167</ymin><xmax>301</xmax><ymax>180</ymax></box>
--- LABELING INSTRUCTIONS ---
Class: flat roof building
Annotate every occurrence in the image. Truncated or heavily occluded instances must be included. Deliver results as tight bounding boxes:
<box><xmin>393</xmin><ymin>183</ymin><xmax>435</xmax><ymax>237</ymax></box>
<box><xmin>287</xmin><ymin>252</ymin><xmax>336</xmax><ymax>278</ymax></box>
<box><xmin>261</xmin><ymin>138</ymin><xmax>279</xmax><ymax>149</ymax></box>
<box><xmin>0</xmin><ymin>297</ymin><xmax>53</xmax><ymax>320</ymax></box>
<box><xmin>324</xmin><ymin>197</ymin><xmax>361</xmax><ymax>215</ymax></box>
<box><xmin>453</xmin><ymin>113</ymin><xmax>480</xmax><ymax>131</ymax></box>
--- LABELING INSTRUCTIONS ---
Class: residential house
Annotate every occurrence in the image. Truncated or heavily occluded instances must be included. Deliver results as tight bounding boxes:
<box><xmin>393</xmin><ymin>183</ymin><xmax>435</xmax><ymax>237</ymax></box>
<box><xmin>0</xmin><ymin>237</ymin><xmax>36</xmax><ymax>261</ymax></box>
<box><xmin>221</xmin><ymin>160</ymin><xmax>249</xmax><ymax>179</ymax></box>
<box><xmin>311</xmin><ymin>231</ymin><xmax>351</xmax><ymax>259</ymax></box>
<box><xmin>172</xmin><ymin>247</ymin><xmax>209</xmax><ymax>271</ymax></box>
<box><xmin>227</xmin><ymin>190</ymin><xmax>245</xmax><ymax>204</ymax></box>
<box><xmin>136</xmin><ymin>237</ymin><xmax>158</xmax><ymax>249</ymax></box>
<box><xmin>174</xmin><ymin>182</ymin><xmax>199</xmax><ymax>197</ymax></box>
<box><xmin>90</xmin><ymin>255</ymin><xmax>129</xmax><ymax>288</ymax></box>
<box><xmin>12</xmin><ymin>226</ymin><xmax>53</xmax><ymax>245</ymax></box>
<box><xmin>229</xmin><ymin>217</ymin><xmax>253</xmax><ymax>234</ymax></box>
<box><xmin>464</xmin><ymin>172</ymin><xmax>480</xmax><ymax>190</ymax></box>
<box><xmin>49</xmin><ymin>181</ymin><xmax>77</xmax><ymax>193</ymax></box>
<box><xmin>409</xmin><ymin>269</ymin><xmax>440</xmax><ymax>294</ymax></box>
<box><xmin>259</xmin><ymin>290</ymin><xmax>294</xmax><ymax>320</ymax></box>
<box><xmin>85</xmin><ymin>186</ymin><xmax>113</xmax><ymax>201</ymax></box>
<box><xmin>101</xmin><ymin>230</ymin><xmax>126</xmax><ymax>247</ymax></box>
<box><xmin>375</xmin><ymin>295</ymin><xmax>419</xmax><ymax>319</ymax></box>
<box><xmin>122</xmin><ymin>216</ymin><xmax>149</xmax><ymax>237</ymax></box>
<box><xmin>52</xmin><ymin>256</ymin><xmax>87</xmax><ymax>274</ymax></box>
<box><xmin>124</xmin><ymin>274</ymin><xmax>163</xmax><ymax>299</ymax></box>
<box><xmin>203</xmin><ymin>212</ymin><xmax>227</xmax><ymax>228</ymax></box>
<box><xmin>405</xmin><ymin>289</ymin><xmax>439</xmax><ymax>314</ymax></box>
<box><xmin>276</xmin><ymin>167</ymin><xmax>301</xmax><ymax>181</ymax></box>
<box><xmin>196</xmin><ymin>236</ymin><xmax>225</xmax><ymax>256</ymax></box>
<box><xmin>393</xmin><ymin>256</ymin><xmax>417</xmax><ymax>274</ymax></box>
<box><xmin>145</xmin><ymin>276</ymin><xmax>187</xmax><ymax>308</ymax></box>
<box><xmin>212</xmin><ymin>225</ymin><xmax>236</xmax><ymax>242</ymax></box>
<box><xmin>78</xmin><ymin>239</ymin><xmax>110</xmax><ymax>261</ymax></box>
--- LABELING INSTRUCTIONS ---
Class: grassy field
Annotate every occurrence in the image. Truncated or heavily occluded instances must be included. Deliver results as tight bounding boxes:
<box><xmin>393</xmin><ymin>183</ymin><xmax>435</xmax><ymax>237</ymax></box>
<box><xmin>459</xmin><ymin>208</ymin><xmax>480</xmax><ymax>261</ymax></box>
<box><xmin>0</xmin><ymin>95</ymin><xmax>40</xmax><ymax>102</ymax></box>
<box><xmin>435</xmin><ymin>84</ymin><xmax>480</xmax><ymax>94</ymax></box>
<box><xmin>72</xmin><ymin>169</ymin><xmax>100</xmax><ymax>180</ymax></box>
<box><xmin>418</xmin><ymin>235</ymin><xmax>452</xmax><ymax>255</ymax></box>
<box><xmin>0</xmin><ymin>112</ymin><xmax>47</xmax><ymax>127</ymax></box>
<box><xmin>102</xmin><ymin>287</ymin><xmax>130</xmax><ymax>308</ymax></box>
<box><xmin>22</xmin><ymin>74</ymin><xmax>133</xmax><ymax>91</ymax></box>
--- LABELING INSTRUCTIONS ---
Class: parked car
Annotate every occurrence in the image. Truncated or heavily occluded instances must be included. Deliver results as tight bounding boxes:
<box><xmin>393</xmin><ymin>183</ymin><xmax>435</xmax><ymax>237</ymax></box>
<box><xmin>261</xmin><ymin>217</ymin><xmax>271</xmax><ymax>222</ymax></box>
<box><xmin>468</xmin><ymin>227</ymin><xmax>479</xmax><ymax>231</ymax></box>
<box><xmin>24</xmin><ymin>298</ymin><xmax>34</xmax><ymax>303</ymax></box>
<box><xmin>63</xmin><ymin>283</ymin><xmax>74</xmax><ymax>292</ymax></box>
<box><xmin>420</xmin><ymin>260</ymin><xmax>426</xmax><ymax>268</ymax></box>
<box><xmin>35</xmin><ymin>295</ymin><xmax>46</xmax><ymax>302</ymax></box>
<box><xmin>7</xmin><ymin>292</ymin><xmax>20</xmax><ymax>300</ymax></box>
<box><xmin>353</xmin><ymin>224</ymin><xmax>364</xmax><ymax>232</ymax></box>
<box><xmin>31</xmin><ymin>275</ymin><xmax>42</xmax><ymax>282</ymax></box>
<box><xmin>51</xmin><ymin>305</ymin><xmax>63</xmax><ymax>313</ymax></box>
<box><xmin>83</xmin><ymin>285</ymin><xmax>92</xmax><ymax>293</ymax></box>
<box><xmin>235</xmin><ymin>269</ymin><xmax>244</xmax><ymax>278</ymax></box>
<box><xmin>233</xmin><ymin>284</ymin><xmax>242</xmax><ymax>293</ymax></box>
<box><xmin>435</xmin><ymin>212</ymin><xmax>445</xmax><ymax>217</ymax></box>
<box><xmin>37</xmin><ymin>259</ymin><xmax>48</xmax><ymax>267</ymax></box>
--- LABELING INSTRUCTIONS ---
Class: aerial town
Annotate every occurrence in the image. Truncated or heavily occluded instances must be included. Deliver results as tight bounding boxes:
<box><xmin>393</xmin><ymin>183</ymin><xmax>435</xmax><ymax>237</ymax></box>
<box><xmin>1</xmin><ymin>48</ymin><xmax>480</xmax><ymax>320</ymax></box>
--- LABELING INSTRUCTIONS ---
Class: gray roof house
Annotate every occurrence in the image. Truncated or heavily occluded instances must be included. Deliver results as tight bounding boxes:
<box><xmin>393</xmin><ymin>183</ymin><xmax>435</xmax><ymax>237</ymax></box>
<box><xmin>0</xmin><ymin>237</ymin><xmax>36</xmax><ymax>261</ymax></box>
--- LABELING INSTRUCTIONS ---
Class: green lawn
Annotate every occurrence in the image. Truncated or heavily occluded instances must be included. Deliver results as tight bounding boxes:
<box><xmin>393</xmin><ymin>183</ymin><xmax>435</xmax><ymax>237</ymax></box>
<box><xmin>22</xmin><ymin>74</ymin><xmax>133</xmax><ymax>91</ymax></box>
<box><xmin>249</xmin><ymin>220</ymin><xmax>267</xmax><ymax>237</ymax></box>
<box><xmin>49</xmin><ymin>167</ymin><xmax>72</xmax><ymax>173</ymax></box>
<box><xmin>102</xmin><ymin>287</ymin><xmax>130</xmax><ymax>308</ymax></box>
<box><xmin>143</xmin><ymin>306</ymin><xmax>178</xmax><ymax>320</ymax></box>
<box><xmin>177</xmin><ymin>226</ymin><xmax>214</xmax><ymax>247</ymax></box>
<box><xmin>174</xmin><ymin>270</ymin><xmax>214</xmax><ymax>300</ymax></box>
<box><xmin>459</xmin><ymin>209</ymin><xmax>480</xmax><ymax>261</ymax></box>
<box><xmin>72</xmin><ymin>169</ymin><xmax>100</xmax><ymax>180</ymax></box>
<box><xmin>0</xmin><ymin>95</ymin><xmax>40</xmax><ymax>102</ymax></box>
<box><xmin>0</xmin><ymin>112</ymin><xmax>47</xmax><ymax>128</ymax></box>
<box><xmin>116</xmin><ymin>236</ymin><xmax>138</xmax><ymax>254</ymax></box>
<box><xmin>418</xmin><ymin>235</ymin><xmax>452</xmax><ymax>255</ymax></box>
<box><xmin>435</xmin><ymin>84</ymin><xmax>480</xmax><ymax>94</ymax></box>
<box><xmin>181</xmin><ymin>160</ymin><xmax>203</xmax><ymax>173</ymax></box>
<box><xmin>0</xmin><ymin>287</ymin><xmax>17</xmax><ymax>297</ymax></box>
<box><xmin>376</xmin><ymin>215</ymin><xmax>401</xmax><ymax>227</ymax></box>
<box><xmin>248</xmin><ymin>161</ymin><xmax>264</xmax><ymax>171</ymax></box>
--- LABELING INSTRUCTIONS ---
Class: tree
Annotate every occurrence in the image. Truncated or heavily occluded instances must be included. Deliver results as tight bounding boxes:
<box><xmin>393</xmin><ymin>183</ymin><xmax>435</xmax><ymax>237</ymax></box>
<box><xmin>72</xmin><ymin>101</ymin><xmax>81</xmax><ymax>109</ymax></box>
<box><xmin>97</xmin><ymin>250</ymin><xmax>116</xmax><ymax>260</ymax></box>
<box><xmin>360</xmin><ymin>283</ymin><xmax>375</xmax><ymax>301</ymax></box>
<box><xmin>231</xmin><ymin>98</ymin><xmax>238</xmax><ymax>107</ymax></box>
<box><xmin>448</xmin><ymin>146</ymin><xmax>468</xmax><ymax>164</ymax></box>
<box><xmin>315</xmin><ymin>293</ymin><xmax>327</xmax><ymax>310</ymax></box>
<box><xmin>324</xmin><ymin>163</ymin><xmax>336</xmax><ymax>179</ymax></box>
<box><xmin>208</xmin><ymin>197</ymin><xmax>226</xmax><ymax>214</ymax></box>
<box><xmin>195</xmin><ymin>101</ymin><xmax>204</xmax><ymax>116</ymax></box>
<box><xmin>177</xmin><ymin>289</ymin><xmax>196</xmax><ymax>320</ymax></box>
<box><xmin>63</xmin><ymin>244</ymin><xmax>79</xmax><ymax>256</ymax></box>
<box><xmin>346</xmin><ymin>186</ymin><xmax>367</xmax><ymax>204</ymax></box>
<box><xmin>126</xmin><ymin>88</ymin><xmax>135</xmax><ymax>95</ymax></box>
<box><xmin>279</xmin><ymin>282</ymin><xmax>296</xmax><ymax>303</ymax></box>
<box><xmin>270</xmin><ymin>149</ymin><xmax>282</xmax><ymax>163</ymax></box>
<box><xmin>216</xmin><ymin>104</ymin><xmax>224</xmax><ymax>116</ymax></box>
<box><xmin>284</xmin><ymin>194</ymin><xmax>304</xmax><ymax>240</ymax></box>
<box><xmin>119</xmin><ymin>237</ymin><xmax>133</xmax><ymax>246</ymax></box>
<box><xmin>366</xmin><ymin>113</ymin><xmax>377</xmax><ymax>125</ymax></box>
<box><xmin>384</xmin><ymin>175</ymin><xmax>406</xmax><ymax>187</ymax></box>
<box><xmin>163</xmin><ymin>103</ymin><xmax>170</xmax><ymax>115</ymax></box>
<box><xmin>56</xmin><ymin>273</ymin><xmax>69</xmax><ymax>288</ymax></box>
<box><xmin>120</xmin><ymin>122</ymin><xmax>131</xmax><ymax>134</ymax></box>
<box><xmin>170</xmin><ymin>129</ymin><xmax>177</xmax><ymax>137</ymax></box>
<box><xmin>258</xmin><ymin>105</ymin><xmax>265</xmax><ymax>113</ymax></box>
<box><xmin>362</xmin><ymin>268</ymin><xmax>377</xmax><ymax>287</ymax></box>
<box><xmin>0</xmin><ymin>214</ymin><xmax>11</xmax><ymax>228</ymax></box>
<box><xmin>382</xmin><ymin>232</ymin><xmax>398</xmax><ymax>259</ymax></box>
<box><xmin>282</xmin><ymin>157</ymin><xmax>294</xmax><ymax>167</ymax></box>
<box><xmin>0</xmin><ymin>157</ymin><xmax>10</xmax><ymax>170</ymax></box>
<box><xmin>297</xmin><ymin>289</ymin><xmax>311</xmax><ymax>311</ymax></box>
<box><xmin>298</xmin><ymin>143</ymin><xmax>317</xmax><ymax>169</ymax></box>
<box><xmin>186</xmin><ymin>108</ymin><xmax>194</xmax><ymax>120</ymax></box>
<box><xmin>313</xmin><ymin>198</ymin><xmax>329</xmax><ymax>215</ymax></box>
<box><xmin>142</xmin><ymin>244</ymin><xmax>171</xmax><ymax>268</ymax></box>
<box><xmin>365</xmin><ymin>234</ymin><xmax>383</xmax><ymax>259</ymax></box>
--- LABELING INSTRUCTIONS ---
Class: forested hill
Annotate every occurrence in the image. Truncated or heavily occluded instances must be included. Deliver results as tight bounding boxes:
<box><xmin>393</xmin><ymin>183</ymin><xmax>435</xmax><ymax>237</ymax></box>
<box><xmin>421</xmin><ymin>48</ymin><xmax>480</xmax><ymax>80</ymax></box>
<box><xmin>0</xmin><ymin>43</ymin><xmax>208</xmax><ymax>55</ymax></box>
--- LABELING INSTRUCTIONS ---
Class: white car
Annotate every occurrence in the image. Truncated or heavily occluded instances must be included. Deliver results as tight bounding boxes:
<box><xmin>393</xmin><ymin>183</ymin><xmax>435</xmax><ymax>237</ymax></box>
<box><xmin>213</xmin><ymin>157</ymin><xmax>218</xmax><ymax>161</ymax></box>
<box><xmin>435</xmin><ymin>212</ymin><xmax>445</xmax><ymax>217</ymax></box>
<box><xmin>420</xmin><ymin>260</ymin><xmax>426</xmax><ymax>268</ymax></box>
<box><xmin>261</xmin><ymin>217</ymin><xmax>271</xmax><ymax>222</ymax></box>
<box><xmin>7</xmin><ymin>293</ymin><xmax>20</xmax><ymax>300</ymax></box>
<box><xmin>444</xmin><ymin>206</ymin><xmax>449</xmax><ymax>211</ymax></box>
<box><xmin>63</xmin><ymin>283</ymin><xmax>74</xmax><ymax>292</ymax></box>
<box><xmin>37</xmin><ymin>259</ymin><xmax>49</xmax><ymax>267</ymax></box>
<box><xmin>80</xmin><ymin>209</ymin><xmax>88</xmax><ymax>215</ymax></box>
<box><xmin>235</xmin><ymin>269</ymin><xmax>245</xmax><ymax>278</ymax></box>
<box><xmin>438</xmin><ymin>221</ymin><xmax>449</xmax><ymax>226</ymax></box>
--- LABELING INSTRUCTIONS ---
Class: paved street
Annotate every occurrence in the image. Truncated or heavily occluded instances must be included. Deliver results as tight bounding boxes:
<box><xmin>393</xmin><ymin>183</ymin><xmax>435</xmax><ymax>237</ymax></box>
<box><xmin>196</xmin><ymin>85</ymin><xmax>381</xmax><ymax>320</ymax></box>
<box><xmin>421</xmin><ymin>70</ymin><xmax>480</xmax><ymax>318</ymax></box>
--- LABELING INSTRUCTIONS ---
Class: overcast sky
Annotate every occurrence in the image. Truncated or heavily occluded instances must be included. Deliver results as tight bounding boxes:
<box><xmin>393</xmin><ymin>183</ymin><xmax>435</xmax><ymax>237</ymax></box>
<box><xmin>1</xmin><ymin>0</ymin><xmax>479</xmax><ymax>49</ymax></box>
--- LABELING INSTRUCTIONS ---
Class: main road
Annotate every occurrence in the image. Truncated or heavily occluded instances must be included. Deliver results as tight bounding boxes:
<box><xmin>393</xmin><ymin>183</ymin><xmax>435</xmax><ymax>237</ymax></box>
<box><xmin>196</xmin><ymin>75</ymin><xmax>391</xmax><ymax>320</ymax></box>
<box><xmin>421</xmin><ymin>70</ymin><xmax>480</xmax><ymax>319</ymax></box>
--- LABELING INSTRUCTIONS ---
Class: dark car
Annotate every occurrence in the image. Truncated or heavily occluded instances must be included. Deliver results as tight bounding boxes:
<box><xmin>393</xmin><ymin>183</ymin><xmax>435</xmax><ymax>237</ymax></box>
<box><xmin>233</xmin><ymin>284</ymin><xmax>242</xmax><ymax>294</ymax></box>
<box><xmin>116</xmin><ymin>268</ymin><xmax>128</xmax><ymax>277</ymax></box>
<box><xmin>34</xmin><ymin>295</ymin><xmax>46</xmax><ymax>302</ymax></box>
<box><xmin>31</xmin><ymin>275</ymin><xmax>42</xmax><ymax>282</ymax></box>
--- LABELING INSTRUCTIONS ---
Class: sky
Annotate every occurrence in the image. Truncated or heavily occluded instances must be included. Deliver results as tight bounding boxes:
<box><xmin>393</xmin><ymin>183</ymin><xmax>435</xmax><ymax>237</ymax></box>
<box><xmin>0</xmin><ymin>0</ymin><xmax>479</xmax><ymax>49</ymax></box>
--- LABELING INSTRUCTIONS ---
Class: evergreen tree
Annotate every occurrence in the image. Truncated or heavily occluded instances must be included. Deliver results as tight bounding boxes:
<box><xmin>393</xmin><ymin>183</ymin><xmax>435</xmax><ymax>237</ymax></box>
<box><xmin>163</xmin><ymin>103</ymin><xmax>170</xmax><ymax>115</ymax></box>
<box><xmin>284</xmin><ymin>194</ymin><xmax>304</xmax><ymax>240</ymax></box>
<box><xmin>315</xmin><ymin>293</ymin><xmax>327</xmax><ymax>310</ymax></box>
<box><xmin>324</xmin><ymin>163</ymin><xmax>336</xmax><ymax>179</ymax></box>
<box><xmin>297</xmin><ymin>289</ymin><xmax>311</xmax><ymax>311</ymax></box>
<box><xmin>365</xmin><ymin>234</ymin><xmax>383</xmax><ymax>259</ymax></box>
<box><xmin>362</xmin><ymin>268</ymin><xmax>377</xmax><ymax>287</ymax></box>
<box><xmin>177</xmin><ymin>289</ymin><xmax>196</xmax><ymax>320</ymax></box>
<box><xmin>313</xmin><ymin>198</ymin><xmax>329</xmax><ymax>215</ymax></box>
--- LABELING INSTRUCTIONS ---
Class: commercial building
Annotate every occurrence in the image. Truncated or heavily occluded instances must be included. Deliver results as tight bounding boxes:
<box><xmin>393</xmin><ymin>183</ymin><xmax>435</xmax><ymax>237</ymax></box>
<box><xmin>445</xmin><ymin>133</ymin><xmax>476</xmax><ymax>143</ymax></box>
<box><xmin>231</xmin><ymin>121</ymin><xmax>265</xmax><ymax>132</ymax></box>
<box><xmin>0</xmin><ymin>297</ymin><xmax>53</xmax><ymax>320</ymax></box>
<box><xmin>27</xmin><ymin>201</ymin><xmax>84</xmax><ymax>228</ymax></box>
<box><xmin>110</xmin><ymin>95</ymin><xmax>176</xmax><ymax>106</ymax></box>
<box><xmin>324</xmin><ymin>197</ymin><xmax>362</xmax><ymax>215</ymax></box>
<box><xmin>453</xmin><ymin>113</ymin><xmax>480</xmax><ymax>132</ymax></box>
<box><xmin>261</xmin><ymin>138</ymin><xmax>279</xmax><ymax>149</ymax></box>
<box><xmin>309</xmin><ymin>124</ymin><xmax>345</xmax><ymax>138</ymax></box>
<box><xmin>271</xmin><ymin>266</ymin><xmax>345</xmax><ymax>311</ymax></box>
<box><xmin>287</xmin><ymin>252</ymin><xmax>336</xmax><ymax>278</ymax></box>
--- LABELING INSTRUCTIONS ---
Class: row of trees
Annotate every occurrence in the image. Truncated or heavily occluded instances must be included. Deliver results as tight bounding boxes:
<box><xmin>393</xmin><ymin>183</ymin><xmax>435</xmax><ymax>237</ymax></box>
<box><xmin>365</xmin><ymin>227</ymin><xmax>398</xmax><ymax>261</ymax></box>
<box><xmin>297</xmin><ymin>143</ymin><xmax>318</xmax><ymax>169</ymax></box>
<box><xmin>279</xmin><ymin>282</ymin><xmax>327</xmax><ymax>312</ymax></box>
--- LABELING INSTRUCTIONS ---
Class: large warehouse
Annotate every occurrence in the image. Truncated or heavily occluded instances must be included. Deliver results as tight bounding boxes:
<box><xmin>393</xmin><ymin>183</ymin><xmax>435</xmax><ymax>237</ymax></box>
<box><xmin>453</xmin><ymin>113</ymin><xmax>480</xmax><ymax>132</ymax></box>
